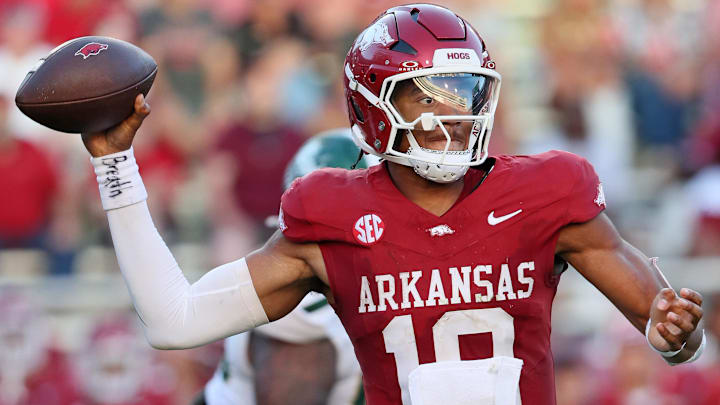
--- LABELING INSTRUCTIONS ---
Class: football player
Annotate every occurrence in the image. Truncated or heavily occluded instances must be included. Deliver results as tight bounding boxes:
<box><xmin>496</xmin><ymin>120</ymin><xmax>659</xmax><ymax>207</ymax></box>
<box><xmin>80</xmin><ymin>4</ymin><xmax>704</xmax><ymax>405</ymax></box>
<box><xmin>198</xmin><ymin>129</ymin><xmax>369</xmax><ymax>405</ymax></box>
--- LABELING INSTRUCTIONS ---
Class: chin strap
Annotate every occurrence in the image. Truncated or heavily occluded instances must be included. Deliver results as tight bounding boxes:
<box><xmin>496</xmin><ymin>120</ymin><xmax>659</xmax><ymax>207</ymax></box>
<box><xmin>345</xmin><ymin>63</ymin><xmax>380</xmax><ymax>106</ymax></box>
<box><xmin>350</xmin><ymin>149</ymin><xmax>365</xmax><ymax>170</ymax></box>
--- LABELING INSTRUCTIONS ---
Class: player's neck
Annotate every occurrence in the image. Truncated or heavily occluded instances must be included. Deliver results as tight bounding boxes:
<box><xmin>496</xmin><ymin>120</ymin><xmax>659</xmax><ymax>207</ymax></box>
<box><xmin>386</xmin><ymin>162</ymin><xmax>464</xmax><ymax>217</ymax></box>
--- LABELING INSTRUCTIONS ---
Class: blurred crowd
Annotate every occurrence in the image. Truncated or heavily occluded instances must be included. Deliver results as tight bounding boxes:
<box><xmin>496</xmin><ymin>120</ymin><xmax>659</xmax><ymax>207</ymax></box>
<box><xmin>1</xmin><ymin>0</ymin><xmax>720</xmax><ymax>404</ymax></box>
<box><xmin>551</xmin><ymin>292</ymin><xmax>720</xmax><ymax>405</ymax></box>
<box><xmin>0</xmin><ymin>289</ymin><xmax>223</xmax><ymax>405</ymax></box>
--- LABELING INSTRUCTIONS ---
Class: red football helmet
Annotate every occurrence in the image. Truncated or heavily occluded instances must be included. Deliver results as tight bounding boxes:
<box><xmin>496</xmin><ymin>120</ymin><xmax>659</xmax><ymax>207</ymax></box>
<box><xmin>344</xmin><ymin>4</ymin><xmax>501</xmax><ymax>183</ymax></box>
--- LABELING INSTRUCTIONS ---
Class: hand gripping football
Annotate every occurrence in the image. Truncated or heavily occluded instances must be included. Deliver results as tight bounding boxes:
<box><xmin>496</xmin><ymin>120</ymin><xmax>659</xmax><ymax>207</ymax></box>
<box><xmin>15</xmin><ymin>36</ymin><xmax>157</xmax><ymax>134</ymax></box>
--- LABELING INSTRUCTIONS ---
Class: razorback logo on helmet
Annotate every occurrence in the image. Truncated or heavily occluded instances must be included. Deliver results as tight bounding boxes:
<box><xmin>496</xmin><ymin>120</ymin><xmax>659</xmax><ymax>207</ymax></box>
<box><xmin>353</xmin><ymin>214</ymin><xmax>385</xmax><ymax>245</ymax></box>
<box><xmin>357</xmin><ymin>21</ymin><xmax>393</xmax><ymax>52</ymax></box>
<box><xmin>75</xmin><ymin>42</ymin><xmax>109</xmax><ymax>59</ymax></box>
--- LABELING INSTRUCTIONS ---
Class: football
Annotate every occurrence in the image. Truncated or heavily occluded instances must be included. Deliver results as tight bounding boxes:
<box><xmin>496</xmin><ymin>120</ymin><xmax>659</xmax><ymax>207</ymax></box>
<box><xmin>15</xmin><ymin>36</ymin><xmax>157</xmax><ymax>134</ymax></box>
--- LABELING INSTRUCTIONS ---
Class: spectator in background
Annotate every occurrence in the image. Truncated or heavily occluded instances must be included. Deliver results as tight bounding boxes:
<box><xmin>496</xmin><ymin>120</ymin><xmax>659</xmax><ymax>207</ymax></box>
<box><xmin>41</xmin><ymin>0</ymin><xmax>112</xmax><ymax>45</ymax></box>
<box><xmin>612</xmin><ymin>0</ymin><xmax>702</xmax><ymax>151</ymax></box>
<box><xmin>279</xmin><ymin>1</ymin><xmax>374</xmax><ymax>134</ymax></box>
<box><xmin>696</xmin><ymin>0</ymin><xmax>720</xmax><ymax>131</ymax></box>
<box><xmin>555</xmin><ymin>357</ymin><xmax>592</xmax><ymax>405</ymax></box>
<box><xmin>138</xmin><ymin>0</ymin><xmax>215</xmax><ymax>114</ymax></box>
<box><xmin>0</xmin><ymin>290</ymin><xmax>79</xmax><ymax>405</ymax></box>
<box><xmin>301</xmin><ymin>75</ymin><xmax>356</xmax><ymax>136</ymax></box>
<box><xmin>296</xmin><ymin>0</ymin><xmax>359</xmax><ymax>54</ymax></box>
<box><xmin>154</xmin><ymin>341</ymin><xmax>224</xmax><ymax>405</ymax></box>
<box><xmin>529</xmin><ymin>0</ymin><xmax>634</xmax><ymax>208</ymax></box>
<box><xmin>92</xmin><ymin>1</ymin><xmax>139</xmax><ymax>43</ymax></box>
<box><xmin>0</xmin><ymin>95</ymin><xmax>77</xmax><ymax>274</ymax></box>
<box><xmin>202</xmin><ymin>0</ymin><xmax>250</xmax><ymax>27</ymax></box>
<box><xmin>276</xmin><ymin>51</ymin><xmax>341</xmax><ymax>130</ymax></box>
<box><xmin>553</xmin><ymin>336</ymin><xmax>595</xmax><ymax>405</ymax></box>
<box><xmin>74</xmin><ymin>313</ymin><xmax>174</xmax><ymax>405</ymax></box>
<box><xmin>198</xmin><ymin>34</ymin><xmax>245</xmax><ymax>135</ymax></box>
<box><xmin>676</xmin><ymin>0</ymin><xmax>720</xmax><ymax>257</ymax></box>
<box><xmin>684</xmin><ymin>150</ymin><xmax>720</xmax><ymax>256</ymax></box>
<box><xmin>224</xmin><ymin>0</ymin><xmax>302</xmax><ymax>68</ymax></box>
<box><xmin>0</xmin><ymin>3</ymin><xmax>53</xmax><ymax>140</ymax></box>
<box><xmin>590</xmin><ymin>318</ymin><xmax>680</xmax><ymax>405</ymax></box>
<box><xmin>206</xmin><ymin>40</ymin><xmax>306</xmax><ymax>262</ymax></box>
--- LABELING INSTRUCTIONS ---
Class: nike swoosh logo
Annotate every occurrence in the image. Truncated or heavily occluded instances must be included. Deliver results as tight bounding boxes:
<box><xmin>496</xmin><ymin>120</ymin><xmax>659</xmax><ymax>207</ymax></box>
<box><xmin>488</xmin><ymin>209</ymin><xmax>523</xmax><ymax>226</ymax></box>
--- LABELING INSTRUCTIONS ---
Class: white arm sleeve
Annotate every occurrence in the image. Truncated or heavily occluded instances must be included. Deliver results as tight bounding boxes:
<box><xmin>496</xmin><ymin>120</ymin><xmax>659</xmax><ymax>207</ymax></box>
<box><xmin>107</xmin><ymin>202</ymin><xmax>269</xmax><ymax>349</ymax></box>
<box><xmin>94</xmin><ymin>148</ymin><xmax>269</xmax><ymax>349</ymax></box>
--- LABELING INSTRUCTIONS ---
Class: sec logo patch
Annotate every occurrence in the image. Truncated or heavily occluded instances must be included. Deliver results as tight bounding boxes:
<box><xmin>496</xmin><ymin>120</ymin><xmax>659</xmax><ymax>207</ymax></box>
<box><xmin>353</xmin><ymin>214</ymin><xmax>385</xmax><ymax>245</ymax></box>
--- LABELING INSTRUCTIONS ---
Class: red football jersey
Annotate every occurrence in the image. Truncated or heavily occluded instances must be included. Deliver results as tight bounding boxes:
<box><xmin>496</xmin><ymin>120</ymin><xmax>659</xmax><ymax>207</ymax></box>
<box><xmin>280</xmin><ymin>151</ymin><xmax>605</xmax><ymax>405</ymax></box>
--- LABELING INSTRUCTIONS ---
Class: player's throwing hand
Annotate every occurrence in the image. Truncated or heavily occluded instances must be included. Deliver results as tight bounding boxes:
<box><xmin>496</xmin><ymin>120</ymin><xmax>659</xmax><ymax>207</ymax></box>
<box><xmin>81</xmin><ymin>94</ymin><xmax>150</xmax><ymax>157</ymax></box>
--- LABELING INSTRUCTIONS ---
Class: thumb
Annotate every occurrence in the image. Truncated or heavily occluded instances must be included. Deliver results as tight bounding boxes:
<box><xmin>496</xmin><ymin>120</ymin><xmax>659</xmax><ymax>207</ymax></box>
<box><xmin>656</xmin><ymin>288</ymin><xmax>676</xmax><ymax>312</ymax></box>
<box><xmin>123</xmin><ymin>94</ymin><xmax>151</xmax><ymax>132</ymax></box>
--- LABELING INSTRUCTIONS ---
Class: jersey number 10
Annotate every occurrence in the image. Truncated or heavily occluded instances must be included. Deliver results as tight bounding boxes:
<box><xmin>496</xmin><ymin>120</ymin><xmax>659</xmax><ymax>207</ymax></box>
<box><xmin>382</xmin><ymin>308</ymin><xmax>516</xmax><ymax>404</ymax></box>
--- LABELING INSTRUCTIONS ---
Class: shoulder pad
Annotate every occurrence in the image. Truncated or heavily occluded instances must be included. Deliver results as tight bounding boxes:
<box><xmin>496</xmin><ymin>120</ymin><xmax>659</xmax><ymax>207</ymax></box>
<box><xmin>535</xmin><ymin>150</ymin><xmax>605</xmax><ymax>224</ymax></box>
<box><xmin>280</xmin><ymin>168</ymin><xmax>367</xmax><ymax>243</ymax></box>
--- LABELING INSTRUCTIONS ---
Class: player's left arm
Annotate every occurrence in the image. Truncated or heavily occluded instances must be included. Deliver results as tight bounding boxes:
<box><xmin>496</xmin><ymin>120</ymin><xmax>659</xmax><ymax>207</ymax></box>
<box><xmin>556</xmin><ymin>212</ymin><xmax>704</xmax><ymax>364</ymax></box>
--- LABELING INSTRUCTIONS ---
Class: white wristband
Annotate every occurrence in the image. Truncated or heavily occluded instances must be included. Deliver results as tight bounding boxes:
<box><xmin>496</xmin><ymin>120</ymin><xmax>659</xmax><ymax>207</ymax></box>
<box><xmin>684</xmin><ymin>330</ymin><xmax>707</xmax><ymax>364</ymax></box>
<box><xmin>91</xmin><ymin>147</ymin><xmax>148</xmax><ymax>211</ymax></box>
<box><xmin>646</xmin><ymin>319</ymin><xmax>707</xmax><ymax>365</ymax></box>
